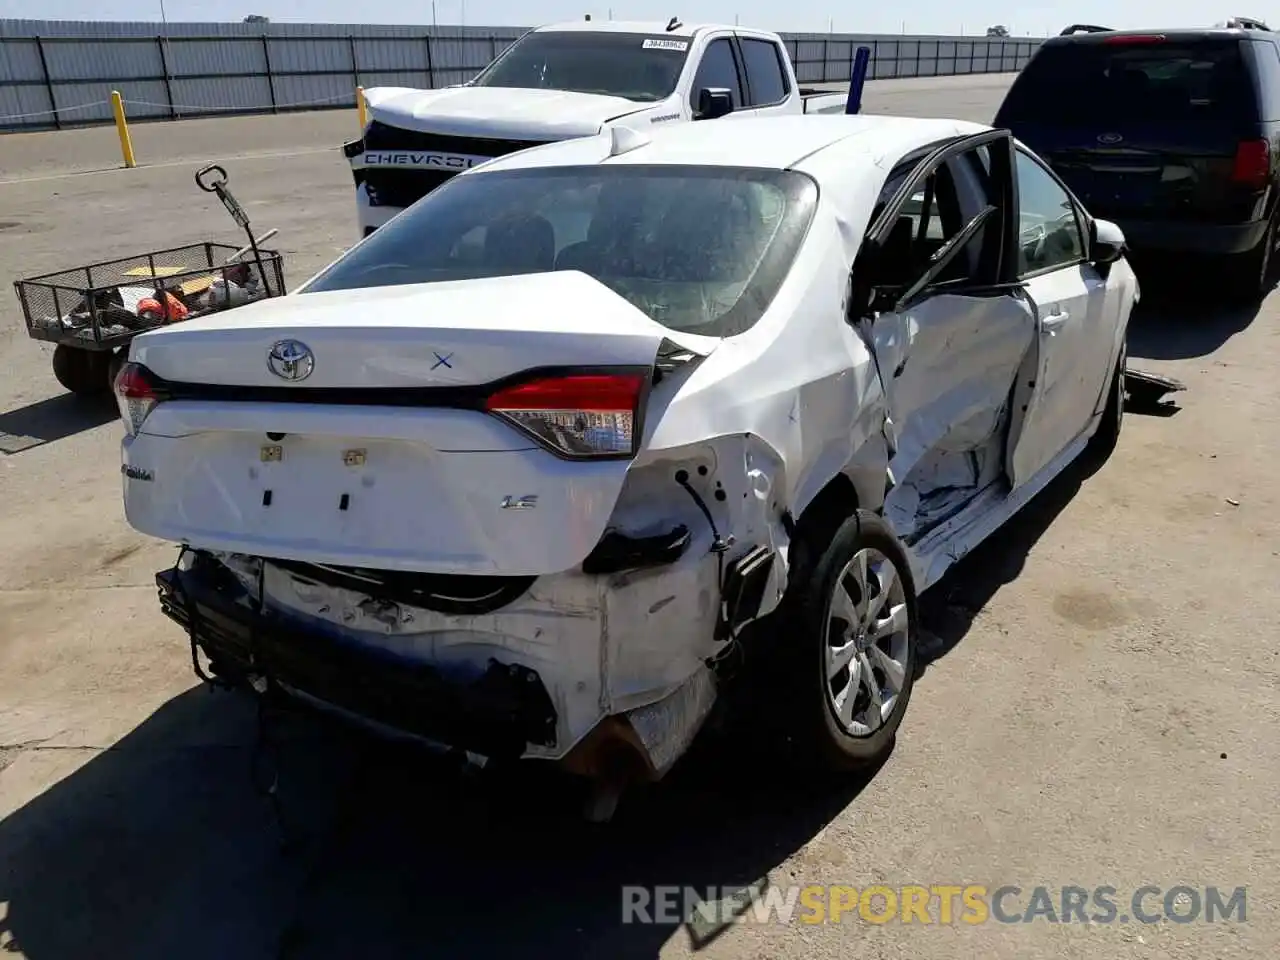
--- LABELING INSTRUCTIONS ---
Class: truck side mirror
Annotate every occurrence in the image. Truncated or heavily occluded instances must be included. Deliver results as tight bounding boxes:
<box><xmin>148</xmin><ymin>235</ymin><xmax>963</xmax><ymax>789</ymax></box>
<box><xmin>696</xmin><ymin>88</ymin><xmax>734</xmax><ymax>120</ymax></box>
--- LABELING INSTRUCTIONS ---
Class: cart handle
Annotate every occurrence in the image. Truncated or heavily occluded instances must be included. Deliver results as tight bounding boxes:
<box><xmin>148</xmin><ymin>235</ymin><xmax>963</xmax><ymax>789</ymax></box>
<box><xmin>195</xmin><ymin>164</ymin><xmax>228</xmax><ymax>192</ymax></box>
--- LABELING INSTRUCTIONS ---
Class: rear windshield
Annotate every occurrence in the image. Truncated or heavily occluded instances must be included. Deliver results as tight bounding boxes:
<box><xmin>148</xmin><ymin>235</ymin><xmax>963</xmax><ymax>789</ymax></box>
<box><xmin>470</xmin><ymin>31</ymin><xmax>691</xmax><ymax>102</ymax></box>
<box><xmin>1000</xmin><ymin>38</ymin><xmax>1256</xmax><ymax>125</ymax></box>
<box><xmin>302</xmin><ymin>165</ymin><xmax>819</xmax><ymax>339</ymax></box>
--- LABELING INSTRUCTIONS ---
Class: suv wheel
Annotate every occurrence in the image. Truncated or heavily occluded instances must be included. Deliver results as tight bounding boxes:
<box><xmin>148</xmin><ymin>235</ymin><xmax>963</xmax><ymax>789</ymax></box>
<box><xmin>1225</xmin><ymin>213</ymin><xmax>1278</xmax><ymax>303</ymax></box>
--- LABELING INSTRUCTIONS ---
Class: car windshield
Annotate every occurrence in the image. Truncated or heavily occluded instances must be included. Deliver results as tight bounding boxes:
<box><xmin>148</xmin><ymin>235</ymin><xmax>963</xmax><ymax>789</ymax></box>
<box><xmin>1000</xmin><ymin>38</ymin><xmax>1256</xmax><ymax>126</ymax></box>
<box><xmin>469</xmin><ymin>31</ymin><xmax>691</xmax><ymax>102</ymax></box>
<box><xmin>302</xmin><ymin>165</ymin><xmax>818</xmax><ymax>338</ymax></box>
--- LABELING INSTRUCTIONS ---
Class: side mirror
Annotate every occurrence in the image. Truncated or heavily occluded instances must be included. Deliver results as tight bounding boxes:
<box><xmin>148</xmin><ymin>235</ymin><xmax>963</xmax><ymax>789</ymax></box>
<box><xmin>696</xmin><ymin>87</ymin><xmax>734</xmax><ymax>120</ymax></box>
<box><xmin>1090</xmin><ymin>217</ymin><xmax>1126</xmax><ymax>265</ymax></box>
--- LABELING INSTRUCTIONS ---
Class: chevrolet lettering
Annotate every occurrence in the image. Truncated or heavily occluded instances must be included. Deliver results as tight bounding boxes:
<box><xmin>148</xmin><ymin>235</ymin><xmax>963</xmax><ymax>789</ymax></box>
<box><xmin>358</xmin><ymin>151</ymin><xmax>488</xmax><ymax>170</ymax></box>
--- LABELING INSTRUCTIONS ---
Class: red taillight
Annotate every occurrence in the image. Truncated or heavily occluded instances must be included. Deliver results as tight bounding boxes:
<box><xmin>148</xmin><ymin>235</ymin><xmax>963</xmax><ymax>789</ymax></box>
<box><xmin>1233</xmin><ymin>139</ymin><xmax>1271</xmax><ymax>189</ymax></box>
<box><xmin>1104</xmin><ymin>34</ymin><xmax>1166</xmax><ymax>44</ymax></box>
<box><xmin>113</xmin><ymin>361</ymin><xmax>166</xmax><ymax>436</ymax></box>
<box><xmin>484</xmin><ymin>371</ymin><xmax>646</xmax><ymax>458</ymax></box>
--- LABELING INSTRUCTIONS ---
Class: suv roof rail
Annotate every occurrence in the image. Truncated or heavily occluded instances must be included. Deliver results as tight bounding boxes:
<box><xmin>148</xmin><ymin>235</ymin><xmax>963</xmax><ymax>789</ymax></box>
<box><xmin>1059</xmin><ymin>24</ymin><xmax>1113</xmax><ymax>36</ymax></box>
<box><xmin>1222</xmin><ymin>16</ymin><xmax>1271</xmax><ymax>30</ymax></box>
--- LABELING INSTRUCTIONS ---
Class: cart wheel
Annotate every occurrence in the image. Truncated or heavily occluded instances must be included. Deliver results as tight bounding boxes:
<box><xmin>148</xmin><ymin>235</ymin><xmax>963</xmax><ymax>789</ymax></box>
<box><xmin>107</xmin><ymin>350</ymin><xmax>125</xmax><ymax>391</ymax></box>
<box><xmin>51</xmin><ymin>345</ymin><xmax>113</xmax><ymax>396</ymax></box>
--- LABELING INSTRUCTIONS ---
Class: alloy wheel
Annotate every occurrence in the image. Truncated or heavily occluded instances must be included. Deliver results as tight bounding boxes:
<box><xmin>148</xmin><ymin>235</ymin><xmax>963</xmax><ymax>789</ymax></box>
<box><xmin>824</xmin><ymin>547</ymin><xmax>911</xmax><ymax>737</ymax></box>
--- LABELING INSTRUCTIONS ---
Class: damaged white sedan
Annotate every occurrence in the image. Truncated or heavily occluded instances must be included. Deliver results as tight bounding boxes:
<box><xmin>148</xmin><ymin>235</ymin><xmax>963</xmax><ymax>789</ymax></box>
<box><xmin>115</xmin><ymin>115</ymin><xmax>1135</xmax><ymax>812</ymax></box>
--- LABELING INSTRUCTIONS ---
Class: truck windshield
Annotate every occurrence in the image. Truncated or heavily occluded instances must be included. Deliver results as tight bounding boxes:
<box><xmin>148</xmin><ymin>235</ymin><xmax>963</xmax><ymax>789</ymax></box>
<box><xmin>469</xmin><ymin>31</ymin><xmax>691</xmax><ymax>102</ymax></box>
<box><xmin>302</xmin><ymin>165</ymin><xmax>818</xmax><ymax>339</ymax></box>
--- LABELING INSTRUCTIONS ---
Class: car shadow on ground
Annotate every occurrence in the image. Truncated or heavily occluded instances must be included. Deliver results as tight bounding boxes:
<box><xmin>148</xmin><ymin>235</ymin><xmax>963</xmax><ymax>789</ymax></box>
<box><xmin>0</xmin><ymin>446</ymin><xmax>1122</xmax><ymax>960</ymax></box>
<box><xmin>916</xmin><ymin>445</ymin><xmax>1106</xmax><ymax>669</ymax></box>
<box><xmin>1125</xmin><ymin>268</ymin><xmax>1265</xmax><ymax>361</ymax></box>
<box><xmin>0</xmin><ymin>370</ymin><xmax>1158</xmax><ymax>960</ymax></box>
<box><xmin>0</xmin><ymin>392</ymin><xmax>116</xmax><ymax>454</ymax></box>
<box><xmin>0</xmin><ymin>679</ymin><xmax>872</xmax><ymax>960</ymax></box>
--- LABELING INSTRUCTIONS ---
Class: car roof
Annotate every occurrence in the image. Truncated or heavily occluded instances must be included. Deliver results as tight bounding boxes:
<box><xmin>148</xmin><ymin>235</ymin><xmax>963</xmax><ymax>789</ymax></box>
<box><xmin>468</xmin><ymin>115</ymin><xmax>990</xmax><ymax>180</ymax></box>
<box><xmin>534</xmin><ymin>20</ymin><xmax>728</xmax><ymax>38</ymax></box>
<box><xmin>1046</xmin><ymin>27</ymin><xmax>1275</xmax><ymax>45</ymax></box>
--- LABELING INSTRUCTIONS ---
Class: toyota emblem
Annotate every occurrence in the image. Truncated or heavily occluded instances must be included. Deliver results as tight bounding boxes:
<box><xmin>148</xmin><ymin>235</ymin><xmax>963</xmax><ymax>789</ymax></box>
<box><xmin>1097</xmin><ymin>132</ymin><xmax>1124</xmax><ymax>145</ymax></box>
<box><xmin>267</xmin><ymin>339</ymin><xmax>315</xmax><ymax>381</ymax></box>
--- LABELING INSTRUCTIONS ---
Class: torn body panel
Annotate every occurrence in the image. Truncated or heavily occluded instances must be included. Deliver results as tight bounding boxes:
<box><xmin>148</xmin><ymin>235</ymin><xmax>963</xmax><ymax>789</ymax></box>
<box><xmin>873</xmin><ymin>293</ymin><xmax>1037</xmax><ymax>545</ymax></box>
<box><xmin>641</xmin><ymin>211</ymin><xmax>890</xmax><ymax>527</ymax></box>
<box><xmin>204</xmin><ymin>529</ymin><xmax>723</xmax><ymax>768</ymax></box>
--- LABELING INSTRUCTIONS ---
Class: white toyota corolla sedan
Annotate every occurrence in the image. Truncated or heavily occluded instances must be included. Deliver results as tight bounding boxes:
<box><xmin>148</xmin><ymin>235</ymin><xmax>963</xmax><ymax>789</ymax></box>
<box><xmin>114</xmin><ymin>114</ymin><xmax>1136</xmax><ymax>815</ymax></box>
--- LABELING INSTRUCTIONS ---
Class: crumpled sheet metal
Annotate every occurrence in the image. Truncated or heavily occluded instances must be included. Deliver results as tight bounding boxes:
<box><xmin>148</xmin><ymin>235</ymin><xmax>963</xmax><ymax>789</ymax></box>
<box><xmin>624</xmin><ymin>666</ymin><xmax>717</xmax><ymax>777</ymax></box>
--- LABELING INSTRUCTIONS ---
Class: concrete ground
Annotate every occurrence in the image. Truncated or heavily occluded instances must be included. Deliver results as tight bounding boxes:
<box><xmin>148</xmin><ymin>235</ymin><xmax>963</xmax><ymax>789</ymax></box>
<box><xmin>0</xmin><ymin>73</ymin><xmax>1276</xmax><ymax>959</ymax></box>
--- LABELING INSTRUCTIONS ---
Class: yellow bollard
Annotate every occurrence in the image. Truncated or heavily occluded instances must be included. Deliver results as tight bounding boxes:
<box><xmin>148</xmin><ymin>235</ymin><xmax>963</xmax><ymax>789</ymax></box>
<box><xmin>110</xmin><ymin>90</ymin><xmax>136</xmax><ymax>169</ymax></box>
<box><xmin>356</xmin><ymin>86</ymin><xmax>368</xmax><ymax>131</ymax></box>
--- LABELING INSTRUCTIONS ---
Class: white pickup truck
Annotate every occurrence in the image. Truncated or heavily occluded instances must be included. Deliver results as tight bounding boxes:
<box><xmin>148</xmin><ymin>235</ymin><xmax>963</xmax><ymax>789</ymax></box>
<box><xmin>343</xmin><ymin>18</ymin><xmax>856</xmax><ymax>235</ymax></box>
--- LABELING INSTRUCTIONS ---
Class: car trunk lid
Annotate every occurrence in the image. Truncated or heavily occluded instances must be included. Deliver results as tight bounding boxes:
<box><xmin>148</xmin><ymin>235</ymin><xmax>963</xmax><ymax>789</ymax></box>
<box><xmin>122</xmin><ymin>272</ymin><xmax>717</xmax><ymax>577</ymax></box>
<box><xmin>130</xmin><ymin>271</ymin><xmax>714</xmax><ymax>389</ymax></box>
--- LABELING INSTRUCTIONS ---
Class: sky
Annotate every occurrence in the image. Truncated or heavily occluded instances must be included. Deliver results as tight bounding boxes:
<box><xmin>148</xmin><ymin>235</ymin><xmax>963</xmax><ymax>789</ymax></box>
<box><xmin>0</xmin><ymin>0</ymin><xmax>1247</xmax><ymax>37</ymax></box>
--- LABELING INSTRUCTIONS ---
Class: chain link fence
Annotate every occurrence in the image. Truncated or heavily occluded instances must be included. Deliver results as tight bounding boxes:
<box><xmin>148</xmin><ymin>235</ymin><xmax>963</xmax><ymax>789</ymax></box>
<box><xmin>0</xmin><ymin>21</ymin><xmax>1043</xmax><ymax>132</ymax></box>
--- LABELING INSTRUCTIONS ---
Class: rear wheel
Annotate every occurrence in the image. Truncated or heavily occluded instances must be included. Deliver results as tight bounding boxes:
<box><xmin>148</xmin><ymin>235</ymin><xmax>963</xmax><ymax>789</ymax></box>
<box><xmin>107</xmin><ymin>349</ymin><xmax>125</xmax><ymax>391</ymax></box>
<box><xmin>1223</xmin><ymin>214</ymin><xmax>1278</xmax><ymax>303</ymax></box>
<box><xmin>51</xmin><ymin>345</ymin><xmax>113</xmax><ymax>396</ymax></box>
<box><xmin>782</xmin><ymin>510</ymin><xmax>919</xmax><ymax>770</ymax></box>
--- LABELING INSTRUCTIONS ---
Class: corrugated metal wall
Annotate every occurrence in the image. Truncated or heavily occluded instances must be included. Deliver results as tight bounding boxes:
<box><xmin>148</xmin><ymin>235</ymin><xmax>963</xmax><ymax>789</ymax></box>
<box><xmin>0</xmin><ymin>19</ymin><xmax>1042</xmax><ymax>132</ymax></box>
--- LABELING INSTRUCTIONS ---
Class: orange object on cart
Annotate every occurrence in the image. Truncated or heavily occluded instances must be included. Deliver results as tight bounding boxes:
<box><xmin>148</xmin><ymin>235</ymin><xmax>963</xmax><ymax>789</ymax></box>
<box><xmin>136</xmin><ymin>291</ymin><xmax>189</xmax><ymax>323</ymax></box>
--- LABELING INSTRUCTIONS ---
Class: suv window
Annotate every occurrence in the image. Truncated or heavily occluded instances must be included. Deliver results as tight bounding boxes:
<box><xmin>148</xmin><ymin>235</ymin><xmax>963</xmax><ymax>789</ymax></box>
<box><xmin>1015</xmin><ymin>149</ymin><xmax>1085</xmax><ymax>276</ymax></box>
<box><xmin>691</xmin><ymin>38</ymin><xmax>744</xmax><ymax>110</ymax></box>
<box><xmin>1250</xmin><ymin>39</ymin><xmax>1280</xmax><ymax>120</ymax></box>
<box><xmin>303</xmin><ymin>165</ymin><xmax>819</xmax><ymax>339</ymax></box>
<box><xmin>998</xmin><ymin>38</ymin><xmax>1258</xmax><ymax>126</ymax></box>
<box><xmin>740</xmin><ymin>38</ymin><xmax>789</xmax><ymax>105</ymax></box>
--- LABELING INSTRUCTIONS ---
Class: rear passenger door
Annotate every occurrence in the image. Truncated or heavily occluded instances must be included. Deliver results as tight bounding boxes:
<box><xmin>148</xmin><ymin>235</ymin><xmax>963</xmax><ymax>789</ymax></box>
<box><xmin>852</xmin><ymin>131</ymin><xmax>1039</xmax><ymax>538</ymax></box>
<box><xmin>735</xmin><ymin>35</ymin><xmax>794</xmax><ymax>115</ymax></box>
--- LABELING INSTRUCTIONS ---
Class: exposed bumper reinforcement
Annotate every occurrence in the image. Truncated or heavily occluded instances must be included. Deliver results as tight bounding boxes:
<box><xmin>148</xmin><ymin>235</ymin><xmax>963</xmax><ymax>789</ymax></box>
<box><xmin>156</xmin><ymin>565</ymin><xmax>559</xmax><ymax>759</ymax></box>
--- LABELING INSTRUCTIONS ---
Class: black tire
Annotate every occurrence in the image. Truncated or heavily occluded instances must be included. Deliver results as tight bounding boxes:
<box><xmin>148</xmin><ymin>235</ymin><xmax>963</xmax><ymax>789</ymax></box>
<box><xmin>51</xmin><ymin>345</ymin><xmax>113</xmax><ymax>396</ymax></box>
<box><xmin>1087</xmin><ymin>341</ymin><xmax>1125</xmax><ymax>461</ymax></box>
<box><xmin>107</xmin><ymin>349</ymin><xmax>125</xmax><ymax>391</ymax></box>
<box><xmin>781</xmin><ymin>509</ymin><xmax>919</xmax><ymax>771</ymax></box>
<box><xmin>1222</xmin><ymin>214</ymin><xmax>1277</xmax><ymax>304</ymax></box>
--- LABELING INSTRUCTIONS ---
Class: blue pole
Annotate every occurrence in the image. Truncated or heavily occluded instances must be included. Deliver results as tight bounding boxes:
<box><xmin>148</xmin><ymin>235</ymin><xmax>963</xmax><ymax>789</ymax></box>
<box><xmin>845</xmin><ymin>45</ymin><xmax>872</xmax><ymax>114</ymax></box>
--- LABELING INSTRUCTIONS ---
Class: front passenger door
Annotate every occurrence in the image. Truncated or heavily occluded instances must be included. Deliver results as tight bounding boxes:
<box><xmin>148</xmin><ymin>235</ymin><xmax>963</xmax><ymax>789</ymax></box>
<box><xmin>689</xmin><ymin>36</ymin><xmax>744</xmax><ymax>117</ymax></box>
<box><xmin>1006</xmin><ymin>148</ymin><xmax>1112</xmax><ymax>488</ymax></box>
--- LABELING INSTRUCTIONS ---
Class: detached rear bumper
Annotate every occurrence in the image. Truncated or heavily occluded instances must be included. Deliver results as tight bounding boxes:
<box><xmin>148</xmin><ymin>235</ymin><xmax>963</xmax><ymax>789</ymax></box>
<box><xmin>156</xmin><ymin>566</ymin><xmax>559</xmax><ymax>760</ymax></box>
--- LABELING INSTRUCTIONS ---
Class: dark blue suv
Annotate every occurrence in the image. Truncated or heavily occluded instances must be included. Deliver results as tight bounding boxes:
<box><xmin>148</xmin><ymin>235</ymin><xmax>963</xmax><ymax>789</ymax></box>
<box><xmin>994</xmin><ymin>24</ymin><xmax>1280</xmax><ymax>300</ymax></box>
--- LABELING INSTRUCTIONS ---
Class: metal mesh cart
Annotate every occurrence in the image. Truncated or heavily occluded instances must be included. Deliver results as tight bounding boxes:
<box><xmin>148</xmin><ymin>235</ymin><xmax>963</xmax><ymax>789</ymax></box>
<box><xmin>11</xmin><ymin>165</ymin><xmax>286</xmax><ymax>396</ymax></box>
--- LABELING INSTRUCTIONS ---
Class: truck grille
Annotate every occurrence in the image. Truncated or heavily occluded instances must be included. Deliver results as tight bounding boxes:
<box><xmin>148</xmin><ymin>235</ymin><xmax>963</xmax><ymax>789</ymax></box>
<box><xmin>363</xmin><ymin>121</ymin><xmax>553</xmax><ymax>157</ymax></box>
<box><xmin>362</xmin><ymin>169</ymin><xmax>456</xmax><ymax>209</ymax></box>
<box><xmin>356</xmin><ymin>121</ymin><xmax>558</xmax><ymax>210</ymax></box>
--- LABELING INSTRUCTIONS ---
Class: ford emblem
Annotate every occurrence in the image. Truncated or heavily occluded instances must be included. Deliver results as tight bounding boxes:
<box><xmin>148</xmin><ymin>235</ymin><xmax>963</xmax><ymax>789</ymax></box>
<box><xmin>1097</xmin><ymin>132</ymin><xmax>1124</xmax><ymax>145</ymax></box>
<box><xmin>267</xmin><ymin>339</ymin><xmax>315</xmax><ymax>381</ymax></box>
